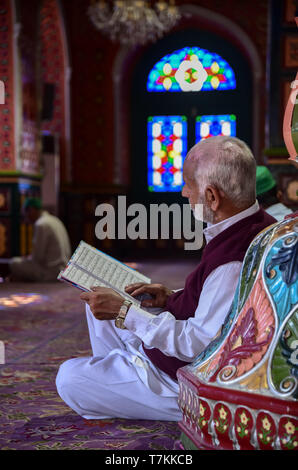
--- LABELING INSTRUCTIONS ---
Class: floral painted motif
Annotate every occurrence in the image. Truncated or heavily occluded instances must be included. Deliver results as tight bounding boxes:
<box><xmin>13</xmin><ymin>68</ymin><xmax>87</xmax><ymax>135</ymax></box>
<box><xmin>256</xmin><ymin>412</ymin><xmax>277</xmax><ymax>449</ymax></box>
<box><xmin>234</xmin><ymin>407</ymin><xmax>255</xmax><ymax>450</ymax></box>
<box><xmin>214</xmin><ymin>406</ymin><xmax>228</xmax><ymax>433</ymax></box>
<box><xmin>238</xmin><ymin>411</ymin><xmax>249</xmax><ymax>431</ymax></box>
<box><xmin>195</xmin><ymin>399</ymin><xmax>213</xmax><ymax>448</ymax></box>
<box><xmin>198</xmin><ymin>403</ymin><xmax>207</xmax><ymax>429</ymax></box>
<box><xmin>213</xmin><ymin>403</ymin><xmax>233</xmax><ymax>449</ymax></box>
<box><xmin>197</xmin><ymin>400</ymin><xmax>211</xmax><ymax>431</ymax></box>
<box><xmin>278</xmin><ymin>417</ymin><xmax>298</xmax><ymax>450</ymax></box>
<box><xmin>271</xmin><ymin>312</ymin><xmax>298</xmax><ymax>399</ymax></box>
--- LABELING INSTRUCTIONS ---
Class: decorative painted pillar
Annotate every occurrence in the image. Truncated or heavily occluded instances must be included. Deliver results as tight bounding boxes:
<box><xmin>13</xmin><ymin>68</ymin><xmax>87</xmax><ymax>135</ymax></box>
<box><xmin>0</xmin><ymin>0</ymin><xmax>17</xmax><ymax>172</ymax></box>
<box><xmin>176</xmin><ymin>216</ymin><xmax>298</xmax><ymax>451</ymax></box>
<box><xmin>39</xmin><ymin>0</ymin><xmax>70</xmax><ymax>184</ymax></box>
<box><xmin>0</xmin><ymin>0</ymin><xmax>41</xmax><ymax>257</ymax></box>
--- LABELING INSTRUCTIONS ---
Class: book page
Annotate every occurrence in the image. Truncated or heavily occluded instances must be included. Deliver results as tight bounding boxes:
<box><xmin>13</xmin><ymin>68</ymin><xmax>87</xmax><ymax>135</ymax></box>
<box><xmin>58</xmin><ymin>241</ymin><xmax>151</xmax><ymax>305</ymax></box>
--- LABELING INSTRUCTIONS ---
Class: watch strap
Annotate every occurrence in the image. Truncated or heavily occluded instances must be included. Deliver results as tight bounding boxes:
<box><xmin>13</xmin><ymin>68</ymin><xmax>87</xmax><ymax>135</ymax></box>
<box><xmin>115</xmin><ymin>299</ymin><xmax>132</xmax><ymax>329</ymax></box>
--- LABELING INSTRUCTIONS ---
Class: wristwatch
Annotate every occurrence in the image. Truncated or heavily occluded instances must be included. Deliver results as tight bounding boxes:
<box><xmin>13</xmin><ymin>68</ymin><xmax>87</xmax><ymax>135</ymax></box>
<box><xmin>115</xmin><ymin>299</ymin><xmax>132</xmax><ymax>329</ymax></box>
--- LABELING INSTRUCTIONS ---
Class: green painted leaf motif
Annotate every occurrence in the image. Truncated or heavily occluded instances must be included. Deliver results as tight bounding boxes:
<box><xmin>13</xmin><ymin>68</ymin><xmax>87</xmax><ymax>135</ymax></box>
<box><xmin>271</xmin><ymin>310</ymin><xmax>298</xmax><ymax>399</ymax></box>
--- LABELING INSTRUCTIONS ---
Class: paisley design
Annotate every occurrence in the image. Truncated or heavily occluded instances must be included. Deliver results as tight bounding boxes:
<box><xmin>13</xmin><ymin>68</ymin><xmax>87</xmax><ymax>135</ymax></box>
<box><xmin>238</xmin><ymin>225</ymin><xmax>276</xmax><ymax>311</ymax></box>
<box><xmin>197</xmin><ymin>277</ymin><xmax>275</xmax><ymax>383</ymax></box>
<box><xmin>191</xmin><ymin>223</ymin><xmax>277</xmax><ymax>372</ymax></box>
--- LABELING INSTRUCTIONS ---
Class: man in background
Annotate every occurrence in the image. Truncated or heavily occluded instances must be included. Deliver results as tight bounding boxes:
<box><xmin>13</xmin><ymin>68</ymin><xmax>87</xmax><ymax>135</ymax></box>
<box><xmin>256</xmin><ymin>166</ymin><xmax>293</xmax><ymax>221</ymax></box>
<box><xmin>0</xmin><ymin>197</ymin><xmax>71</xmax><ymax>282</ymax></box>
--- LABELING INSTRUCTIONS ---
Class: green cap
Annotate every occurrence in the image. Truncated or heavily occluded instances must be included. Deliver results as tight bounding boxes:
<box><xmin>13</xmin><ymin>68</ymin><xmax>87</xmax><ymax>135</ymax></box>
<box><xmin>256</xmin><ymin>166</ymin><xmax>276</xmax><ymax>196</ymax></box>
<box><xmin>23</xmin><ymin>197</ymin><xmax>42</xmax><ymax>210</ymax></box>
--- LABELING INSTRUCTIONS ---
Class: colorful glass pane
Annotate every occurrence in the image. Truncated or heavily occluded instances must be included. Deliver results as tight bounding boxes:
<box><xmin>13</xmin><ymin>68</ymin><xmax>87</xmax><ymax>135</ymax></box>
<box><xmin>147</xmin><ymin>47</ymin><xmax>236</xmax><ymax>92</ymax></box>
<box><xmin>148</xmin><ymin>116</ymin><xmax>187</xmax><ymax>192</ymax></box>
<box><xmin>196</xmin><ymin>114</ymin><xmax>236</xmax><ymax>142</ymax></box>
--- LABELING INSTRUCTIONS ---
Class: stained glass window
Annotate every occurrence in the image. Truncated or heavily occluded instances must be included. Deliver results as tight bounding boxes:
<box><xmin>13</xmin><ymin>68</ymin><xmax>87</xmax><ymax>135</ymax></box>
<box><xmin>147</xmin><ymin>116</ymin><xmax>187</xmax><ymax>192</ymax></box>
<box><xmin>196</xmin><ymin>114</ymin><xmax>236</xmax><ymax>142</ymax></box>
<box><xmin>147</xmin><ymin>46</ymin><xmax>236</xmax><ymax>92</ymax></box>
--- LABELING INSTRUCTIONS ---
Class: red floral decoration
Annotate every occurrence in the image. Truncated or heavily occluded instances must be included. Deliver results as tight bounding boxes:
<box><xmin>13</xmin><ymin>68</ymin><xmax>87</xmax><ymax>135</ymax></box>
<box><xmin>234</xmin><ymin>407</ymin><xmax>255</xmax><ymax>450</ymax></box>
<box><xmin>256</xmin><ymin>412</ymin><xmax>277</xmax><ymax>450</ymax></box>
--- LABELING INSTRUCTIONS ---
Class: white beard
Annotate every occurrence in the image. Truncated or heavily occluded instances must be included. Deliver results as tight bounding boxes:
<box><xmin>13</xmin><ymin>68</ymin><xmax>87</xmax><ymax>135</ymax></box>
<box><xmin>191</xmin><ymin>203</ymin><xmax>204</xmax><ymax>222</ymax></box>
<box><xmin>191</xmin><ymin>200</ymin><xmax>214</xmax><ymax>224</ymax></box>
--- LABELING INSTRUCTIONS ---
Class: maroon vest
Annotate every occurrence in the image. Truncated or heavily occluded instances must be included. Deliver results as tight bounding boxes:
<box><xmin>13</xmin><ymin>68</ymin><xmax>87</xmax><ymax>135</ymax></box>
<box><xmin>143</xmin><ymin>208</ymin><xmax>276</xmax><ymax>381</ymax></box>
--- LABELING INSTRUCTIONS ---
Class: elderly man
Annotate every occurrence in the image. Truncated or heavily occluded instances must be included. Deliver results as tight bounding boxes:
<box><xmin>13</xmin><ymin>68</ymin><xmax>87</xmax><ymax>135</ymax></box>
<box><xmin>7</xmin><ymin>198</ymin><xmax>71</xmax><ymax>282</ymax></box>
<box><xmin>56</xmin><ymin>136</ymin><xmax>276</xmax><ymax>421</ymax></box>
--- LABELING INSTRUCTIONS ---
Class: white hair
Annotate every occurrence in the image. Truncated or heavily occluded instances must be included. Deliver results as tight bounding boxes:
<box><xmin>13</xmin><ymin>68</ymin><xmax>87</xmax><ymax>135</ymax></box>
<box><xmin>188</xmin><ymin>136</ymin><xmax>256</xmax><ymax>209</ymax></box>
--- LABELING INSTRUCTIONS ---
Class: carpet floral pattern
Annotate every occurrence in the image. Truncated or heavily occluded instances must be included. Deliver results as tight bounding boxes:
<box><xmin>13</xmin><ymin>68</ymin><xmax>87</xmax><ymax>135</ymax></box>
<box><xmin>0</xmin><ymin>283</ymin><xmax>180</xmax><ymax>450</ymax></box>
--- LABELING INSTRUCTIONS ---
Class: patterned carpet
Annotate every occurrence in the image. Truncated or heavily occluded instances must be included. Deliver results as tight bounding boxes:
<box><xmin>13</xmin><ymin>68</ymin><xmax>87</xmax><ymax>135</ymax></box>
<box><xmin>0</xmin><ymin>261</ymin><xmax>196</xmax><ymax>450</ymax></box>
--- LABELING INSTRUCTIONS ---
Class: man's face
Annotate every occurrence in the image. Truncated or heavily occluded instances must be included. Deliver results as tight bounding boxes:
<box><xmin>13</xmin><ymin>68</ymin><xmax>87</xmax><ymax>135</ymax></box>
<box><xmin>182</xmin><ymin>156</ymin><xmax>214</xmax><ymax>224</ymax></box>
<box><xmin>181</xmin><ymin>159</ymin><xmax>201</xmax><ymax>209</ymax></box>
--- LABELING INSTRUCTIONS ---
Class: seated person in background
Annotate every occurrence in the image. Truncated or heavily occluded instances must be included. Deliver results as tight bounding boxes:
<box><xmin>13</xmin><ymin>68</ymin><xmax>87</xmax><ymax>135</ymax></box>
<box><xmin>1</xmin><ymin>198</ymin><xmax>71</xmax><ymax>282</ymax></box>
<box><xmin>256</xmin><ymin>166</ymin><xmax>293</xmax><ymax>221</ymax></box>
<box><xmin>56</xmin><ymin>136</ymin><xmax>276</xmax><ymax>422</ymax></box>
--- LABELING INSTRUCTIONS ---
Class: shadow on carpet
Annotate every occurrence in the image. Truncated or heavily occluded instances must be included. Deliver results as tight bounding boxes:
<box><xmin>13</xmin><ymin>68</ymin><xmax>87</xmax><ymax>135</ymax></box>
<box><xmin>0</xmin><ymin>283</ymin><xmax>180</xmax><ymax>450</ymax></box>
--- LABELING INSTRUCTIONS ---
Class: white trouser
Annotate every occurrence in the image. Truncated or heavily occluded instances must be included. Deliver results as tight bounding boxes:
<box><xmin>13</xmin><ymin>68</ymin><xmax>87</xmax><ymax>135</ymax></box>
<box><xmin>56</xmin><ymin>305</ymin><xmax>182</xmax><ymax>421</ymax></box>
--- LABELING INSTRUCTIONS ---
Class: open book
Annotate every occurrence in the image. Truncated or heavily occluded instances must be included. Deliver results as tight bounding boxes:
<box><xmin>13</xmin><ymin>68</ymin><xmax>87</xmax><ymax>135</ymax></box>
<box><xmin>57</xmin><ymin>241</ymin><xmax>150</xmax><ymax>306</ymax></box>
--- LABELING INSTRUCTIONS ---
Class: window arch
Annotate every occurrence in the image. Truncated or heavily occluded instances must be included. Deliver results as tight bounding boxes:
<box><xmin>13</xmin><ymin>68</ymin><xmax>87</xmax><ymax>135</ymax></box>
<box><xmin>147</xmin><ymin>46</ymin><xmax>236</xmax><ymax>92</ymax></box>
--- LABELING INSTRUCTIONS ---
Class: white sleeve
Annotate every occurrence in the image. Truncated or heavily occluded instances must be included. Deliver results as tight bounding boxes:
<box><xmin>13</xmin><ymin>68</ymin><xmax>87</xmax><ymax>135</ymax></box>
<box><xmin>124</xmin><ymin>261</ymin><xmax>242</xmax><ymax>362</ymax></box>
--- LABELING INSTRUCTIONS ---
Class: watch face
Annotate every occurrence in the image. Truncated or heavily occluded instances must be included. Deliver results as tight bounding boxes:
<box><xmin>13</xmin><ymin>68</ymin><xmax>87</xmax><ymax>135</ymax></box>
<box><xmin>115</xmin><ymin>318</ymin><xmax>126</xmax><ymax>329</ymax></box>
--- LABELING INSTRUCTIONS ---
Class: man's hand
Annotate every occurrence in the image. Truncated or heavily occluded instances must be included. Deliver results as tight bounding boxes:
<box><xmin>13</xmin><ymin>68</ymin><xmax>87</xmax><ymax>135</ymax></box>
<box><xmin>125</xmin><ymin>283</ymin><xmax>173</xmax><ymax>308</ymax></box>
<box><xmin>80</xmin><ymin>287</ymin><xmax>125</xmax><ymax>321</ymax></box>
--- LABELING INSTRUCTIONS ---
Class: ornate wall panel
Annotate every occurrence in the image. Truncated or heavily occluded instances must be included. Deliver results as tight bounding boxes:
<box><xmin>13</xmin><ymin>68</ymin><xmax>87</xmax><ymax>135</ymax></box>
<box><xmin>19</xmin><ymin>0</ymin><xmax>40</xmax><ymax>176</ymax></box>
<box><xmin>39</xmin><ymin>0</ymin><xmax>68</xmax><ymax>182</ymax></box>
<box><xmin>0</xmin><ymin>0</ymin><xmax>15</xmax><ymax>171</ymax></box>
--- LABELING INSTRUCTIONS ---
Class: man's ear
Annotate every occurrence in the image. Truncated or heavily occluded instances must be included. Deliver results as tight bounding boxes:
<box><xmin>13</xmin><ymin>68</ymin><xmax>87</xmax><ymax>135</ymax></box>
<box><xmin>205</xmin><ymin>185</ymin><xmax>221</xmax><ymax>211</ymax></box>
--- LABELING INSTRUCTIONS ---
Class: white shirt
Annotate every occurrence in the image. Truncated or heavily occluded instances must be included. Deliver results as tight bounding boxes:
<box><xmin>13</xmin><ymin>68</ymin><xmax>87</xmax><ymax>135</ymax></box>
<box><xmin>265</xmin><ymin>203</ymin><xmax>292</xmax><ymax>222</ymax></box>
<box><xmin>32</xmin><ymin>211</ymin><xmax>71</xmax><ymax>269</ymax></box>
<box><xmin>124</xmin><ymin>201</ymin><xmax>260</xmax><ymax>362</ymax></box>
